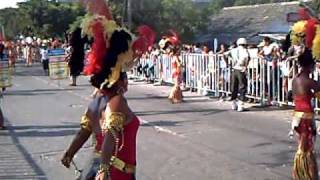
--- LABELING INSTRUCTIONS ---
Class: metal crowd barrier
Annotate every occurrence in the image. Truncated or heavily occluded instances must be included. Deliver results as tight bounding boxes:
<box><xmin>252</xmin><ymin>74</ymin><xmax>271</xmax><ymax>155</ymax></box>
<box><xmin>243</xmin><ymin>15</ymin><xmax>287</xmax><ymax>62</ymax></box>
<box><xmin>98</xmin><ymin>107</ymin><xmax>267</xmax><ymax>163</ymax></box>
<box><xmin>130</xmin><ymin>52</ymin><xmax>320</xmax><ymax>110</ymax></box>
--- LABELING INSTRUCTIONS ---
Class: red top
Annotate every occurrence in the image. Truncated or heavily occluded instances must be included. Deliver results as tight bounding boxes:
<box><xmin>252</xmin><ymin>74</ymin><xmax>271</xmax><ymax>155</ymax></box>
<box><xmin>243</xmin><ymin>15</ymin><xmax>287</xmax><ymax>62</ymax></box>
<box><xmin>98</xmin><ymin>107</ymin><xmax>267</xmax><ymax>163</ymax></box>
<box><xmin>172</xmin><ymin>60</ymin><xmax>181</xmax><ymax>78</ymax></box>
<box><xmin>110</xmin><ymin>116</ymin><xmax>140</xmax><ymax>180</ymax></box>
<box><xmin>294</xmin><ymin>94</ymin><xmax>313</xmax><ymax>113</ymax></box>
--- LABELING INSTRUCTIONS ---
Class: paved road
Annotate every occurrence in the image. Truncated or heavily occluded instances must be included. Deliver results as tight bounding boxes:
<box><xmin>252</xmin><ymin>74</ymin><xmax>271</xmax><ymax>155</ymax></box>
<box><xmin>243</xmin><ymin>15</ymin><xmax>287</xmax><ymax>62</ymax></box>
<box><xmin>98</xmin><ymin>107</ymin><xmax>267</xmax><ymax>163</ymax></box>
<box><xmin>0</xmin><ymin>63</ymin><xmax>310</xmax><ymax>180</ymax></box>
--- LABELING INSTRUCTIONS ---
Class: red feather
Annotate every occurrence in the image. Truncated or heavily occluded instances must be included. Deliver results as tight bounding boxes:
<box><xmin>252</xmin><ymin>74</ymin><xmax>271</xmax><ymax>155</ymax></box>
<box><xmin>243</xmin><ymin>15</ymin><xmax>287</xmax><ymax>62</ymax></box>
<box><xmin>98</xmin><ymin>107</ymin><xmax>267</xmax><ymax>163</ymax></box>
<box><xmin>132</xmin><ymin>25</ymin><xmax>156</xmax><ymax>54</ymax></box>
<box><xmin>299</xmin><ymin>8</ymin><xmax>311</xmax><ymax>21</ymax></box>
<box><xmin>84</xmin><ymin>22</ymin><xmax>107</xmax><ymax>75</ymax></box>
<box><xmin>168</xmin><ymin>30</ymin><xmax>180</xmax><ymax>45</ymax></box>
<box><xmin>80</xmin><ymin>0</ymin><xmax>113</xmax><ymax>20</ymax></box>
<box><xmin>305</xmin><ymin>18</ymin><xmax>318</xmax><ymax>49</ymax></box>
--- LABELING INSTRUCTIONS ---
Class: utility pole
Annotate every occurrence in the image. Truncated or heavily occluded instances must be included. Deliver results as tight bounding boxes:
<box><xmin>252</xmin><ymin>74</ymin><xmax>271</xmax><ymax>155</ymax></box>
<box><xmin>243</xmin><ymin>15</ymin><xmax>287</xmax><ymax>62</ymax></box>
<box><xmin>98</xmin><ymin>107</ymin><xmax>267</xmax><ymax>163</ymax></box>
<box><xmin>127</xmin><ymin>0</ymin><xmax>132</xmax><ymax>30</ymax></box>
<box><xmin>122</xmin><ymin>0</ymin><xmax>127</xmax><ymax>26</ymax></box>
<box><xmin>1</xmin><ymin>25</ymin><xmax>5</xmax><ymax>41</ymax></box>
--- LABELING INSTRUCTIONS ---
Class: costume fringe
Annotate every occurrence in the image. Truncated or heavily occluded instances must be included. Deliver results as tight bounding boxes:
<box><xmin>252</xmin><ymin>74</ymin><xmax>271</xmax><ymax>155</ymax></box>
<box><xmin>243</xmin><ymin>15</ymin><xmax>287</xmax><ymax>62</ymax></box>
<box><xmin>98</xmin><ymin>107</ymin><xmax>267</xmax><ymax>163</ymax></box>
<box><xmin>293</xmin><ymin>150</ymin><xmax>318</xmax><ymax>180</ymax></box>
<box><xmin>168</xmin><ymin>86</ymin><xmax>183</xmax><ymax>104</ymax></box>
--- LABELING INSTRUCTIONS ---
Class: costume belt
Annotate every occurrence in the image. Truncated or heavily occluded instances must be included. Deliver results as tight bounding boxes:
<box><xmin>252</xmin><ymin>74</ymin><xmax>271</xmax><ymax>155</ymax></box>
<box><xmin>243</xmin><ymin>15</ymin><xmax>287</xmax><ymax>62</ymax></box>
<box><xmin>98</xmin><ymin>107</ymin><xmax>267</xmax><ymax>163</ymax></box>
<box><xmin>110</xmin><ymin>156</ymin><xmax>136</xmax><ymax>174</ymax></box>
<box><xmin>293</xmin><ymin>111</ymin><xmax>314</xmax><ymax>119</ymax></box>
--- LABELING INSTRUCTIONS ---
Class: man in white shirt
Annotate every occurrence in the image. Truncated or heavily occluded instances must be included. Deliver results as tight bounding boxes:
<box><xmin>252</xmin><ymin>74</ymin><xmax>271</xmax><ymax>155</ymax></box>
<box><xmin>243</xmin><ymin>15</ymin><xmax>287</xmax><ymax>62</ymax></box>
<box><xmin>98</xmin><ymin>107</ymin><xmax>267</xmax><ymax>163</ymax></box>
<box><xmin>226</xmin><ymin>38</ymin><xmax>250</xmax><ymax>112</ymax></box>
<box><xmin>40</xmin><ymin>45</ymin><xmax>49</xmax><ymax>75</ymax></box>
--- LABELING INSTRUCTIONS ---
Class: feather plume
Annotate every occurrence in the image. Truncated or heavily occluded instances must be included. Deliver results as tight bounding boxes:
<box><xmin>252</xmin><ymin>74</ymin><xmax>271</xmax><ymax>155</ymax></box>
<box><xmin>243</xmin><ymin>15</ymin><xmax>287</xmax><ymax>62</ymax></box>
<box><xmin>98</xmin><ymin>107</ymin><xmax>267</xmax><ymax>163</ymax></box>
<box><xmin>80</xmin><ymin>0</ymin><xmax>113</xmax><ymax>20</ymax></box>
<box><xmin>305</xmin><ymin>18</ymin><xmax>318</xmax><ymax>49</ymax></box>
<box><xmin>168</xmin><ymin>30</ymin><xmax>180</xmax><ymax>45</ymax></box>
<box><xmin>84</xmin><ymin>22</ymin><xmax>107</xmax><ymax>75</ymax></box>
<box><xmin>299</xmin><ymin>8</ymin><xmax>311</xmax><ymax>20</ymax></box>
<box><xmin>291</xmin><ymin>21</ymin><xmax>307</xmax><ymax>45</ymax></box>
<box><xmin>132</xmin><ymin>25</ymin><xmax>156</xmax><ymax>54</ymax></box>
<box><xmin>312</xmin><ymin>25</ymin><xmax>320</xmax><ymax>61</ymax></box>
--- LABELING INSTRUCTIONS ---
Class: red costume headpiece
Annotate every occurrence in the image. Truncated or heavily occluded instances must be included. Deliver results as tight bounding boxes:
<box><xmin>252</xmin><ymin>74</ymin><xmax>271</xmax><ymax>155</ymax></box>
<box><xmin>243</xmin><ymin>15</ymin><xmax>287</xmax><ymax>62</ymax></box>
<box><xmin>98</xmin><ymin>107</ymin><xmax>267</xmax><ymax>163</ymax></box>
<box><xmin>291</xmin><ymin>8</ymin><xmax>320</xmax><ymax>61</ymax></box>
<box><xmin>80</xmin><ymin>0</ymin><xmax>156</xmax><ymax>89</ymax></box>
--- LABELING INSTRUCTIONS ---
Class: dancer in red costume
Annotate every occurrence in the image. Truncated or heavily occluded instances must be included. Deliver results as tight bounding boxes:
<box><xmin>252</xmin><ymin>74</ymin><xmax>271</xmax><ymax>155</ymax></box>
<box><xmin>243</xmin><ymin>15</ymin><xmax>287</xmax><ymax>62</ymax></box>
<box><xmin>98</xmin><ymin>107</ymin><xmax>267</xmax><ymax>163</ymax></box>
<box><xmin>168</xmin><ymin>48</ymin><xmax>183</xmax><ymax>103</ymax></box>
<box><xmin>291</xmin><ymin>50</ymin><xmax>320</xmax><ymax>180</ymax></box>
<box><xmin>76</xmin><ymin>1</ymin><xmax>155</xmax><ymax>180</ymax></box>
<box><xmin>288</xmin><ymin>8</ymin><xmax>320</xmax><ymax>180</ymax></box>
<box><xmin>61</xmin><ymin>72</ymin><xmax>128</xmax><ymax>179</ymax></box>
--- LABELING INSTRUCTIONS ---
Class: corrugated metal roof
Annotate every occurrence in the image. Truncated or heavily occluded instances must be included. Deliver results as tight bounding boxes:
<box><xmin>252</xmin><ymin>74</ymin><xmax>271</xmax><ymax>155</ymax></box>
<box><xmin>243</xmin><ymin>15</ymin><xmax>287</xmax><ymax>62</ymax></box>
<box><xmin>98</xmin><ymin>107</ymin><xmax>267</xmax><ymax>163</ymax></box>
<box><xmin>198</xmin><ymin>1</ymin><xmax>301</xmax><ymax>44</ymax></box>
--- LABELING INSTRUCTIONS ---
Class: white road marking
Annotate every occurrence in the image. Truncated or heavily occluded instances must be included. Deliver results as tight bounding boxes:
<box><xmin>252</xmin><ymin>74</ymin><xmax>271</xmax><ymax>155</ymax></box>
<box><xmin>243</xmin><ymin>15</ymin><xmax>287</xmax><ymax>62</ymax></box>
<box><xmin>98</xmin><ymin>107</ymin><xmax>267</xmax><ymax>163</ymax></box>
<box><xmin>140</xmin><ymin>119</ymin><xmax>185</xmax><ymax>138</ymax></box>
<box><xmin>32</xmin><ymin>76</ymin><xmax>183</xmax><ymax>138</ymax></box>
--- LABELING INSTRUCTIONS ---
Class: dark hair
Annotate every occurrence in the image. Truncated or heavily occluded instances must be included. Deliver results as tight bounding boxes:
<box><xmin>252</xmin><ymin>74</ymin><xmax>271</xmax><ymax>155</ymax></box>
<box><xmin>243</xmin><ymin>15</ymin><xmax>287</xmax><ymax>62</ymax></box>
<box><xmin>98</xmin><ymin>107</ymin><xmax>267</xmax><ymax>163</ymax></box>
<box><xmin>90</xmin><ymin>29</ymin><xmax>132</xmax><ymax>89</ymax></box>
<box><xmin>263</xmin><ymin>37</ymin><xmax>271</xmax><ymax>43</ymax></box>
<box><xmin>298</xmin><ymin>49</ymin><xmax>315</xmax><ymax>68</ymax></box>
<box><xmin>282</xmin><ymin>32</ymin><xmax>291</xmax><ymax>53</ymax></box>
<box><xmin>69</xmin><ymin>29</ymin><xmax>80</xmax><ymax>45</ymax></box>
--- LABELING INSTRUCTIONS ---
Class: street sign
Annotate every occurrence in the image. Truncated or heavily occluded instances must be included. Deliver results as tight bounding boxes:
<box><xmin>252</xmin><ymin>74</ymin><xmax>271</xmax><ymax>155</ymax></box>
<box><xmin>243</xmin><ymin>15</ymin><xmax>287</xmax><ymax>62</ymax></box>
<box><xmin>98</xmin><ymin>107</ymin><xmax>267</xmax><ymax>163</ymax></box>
<box><xmin>48</xmin><ymin>52</ymin><xmax>69</xmax><ymax>80</ymax></box>
<box><xmin>48</xmin><ymin>49</ymin><xmax>65</xmax><ymax>56</ymax></box>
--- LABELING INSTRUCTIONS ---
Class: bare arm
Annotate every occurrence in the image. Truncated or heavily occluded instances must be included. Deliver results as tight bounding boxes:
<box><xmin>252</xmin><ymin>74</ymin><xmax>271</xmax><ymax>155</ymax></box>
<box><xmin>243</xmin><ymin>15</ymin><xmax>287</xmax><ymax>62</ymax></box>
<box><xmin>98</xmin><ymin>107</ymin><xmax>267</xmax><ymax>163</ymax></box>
<box><xmin>97</xmin><ymin>96</ymin><xmax>127</xmax><ymax>180</ymax></box>
<box><xmin>62</xmin><ymin>129</ymin><xmax>91</xmax><ymax>165</ymax></box>
<box><xmin>100</xmin><ymin>130</ymin><xmax>117</xmax><ymax>169</ymax></box>
<box><xmin>258</xmin><ymin>49</ymin><xmax>264</xmax><ymax>59</ymax></box>
<box><xmin>61</xmin><ymin>120</ymin><xmax>91</xmax><ymax>168</ymax></box>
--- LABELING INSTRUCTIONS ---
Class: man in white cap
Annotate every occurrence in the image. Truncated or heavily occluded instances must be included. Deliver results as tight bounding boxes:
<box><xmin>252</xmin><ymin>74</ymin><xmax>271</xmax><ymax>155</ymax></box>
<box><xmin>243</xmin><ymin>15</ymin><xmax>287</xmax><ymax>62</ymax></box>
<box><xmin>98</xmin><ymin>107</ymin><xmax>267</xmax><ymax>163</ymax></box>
<box><xmin>226</xmin><ymin>38</ymin><xmax>250</xmax><ymax>112</ymax></box>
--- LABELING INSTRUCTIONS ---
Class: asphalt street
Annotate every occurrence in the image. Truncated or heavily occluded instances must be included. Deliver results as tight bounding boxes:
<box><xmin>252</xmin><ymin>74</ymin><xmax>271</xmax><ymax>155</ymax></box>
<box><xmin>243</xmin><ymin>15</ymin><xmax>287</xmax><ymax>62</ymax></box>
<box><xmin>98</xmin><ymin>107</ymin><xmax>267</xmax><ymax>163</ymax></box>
<box><xmin>0</xmin><ymin>62</ymin><xmax>309</xmax><ymax>180</ymax></box>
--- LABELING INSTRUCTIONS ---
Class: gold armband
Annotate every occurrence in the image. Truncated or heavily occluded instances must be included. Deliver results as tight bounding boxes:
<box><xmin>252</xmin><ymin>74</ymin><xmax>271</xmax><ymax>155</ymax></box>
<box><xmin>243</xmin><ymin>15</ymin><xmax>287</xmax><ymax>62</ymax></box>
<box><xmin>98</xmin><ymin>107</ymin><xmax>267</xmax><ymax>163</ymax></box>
<box><xmin>99</xmin><ymin>163</ymin><xmax>110</xmax><ymax>173</ymax></box>
<box><xmin>110</xmin><ymin>156</ymin><xmax>136</xmax><ymax>174</ymax></box>
<box><xmin>103</xmin><ymin>112</ymin><xmax>125</xmax><ymax>132</ymax></box>
<box><xmin>80</xmin><ymin>114</ymin><xmax>92</xmax><ymax>132</ymax></box>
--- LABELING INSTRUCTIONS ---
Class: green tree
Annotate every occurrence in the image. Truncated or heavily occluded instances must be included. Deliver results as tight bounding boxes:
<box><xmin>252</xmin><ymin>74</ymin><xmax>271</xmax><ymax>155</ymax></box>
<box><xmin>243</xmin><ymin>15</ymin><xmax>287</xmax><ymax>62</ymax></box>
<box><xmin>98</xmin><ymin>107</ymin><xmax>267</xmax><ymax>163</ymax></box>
<box><xmin>109</xmin><ymin>0</ymin><xmax>215</xmax><ymax>42</ymax></box>
<box><xmin>0</xmin><ymin>0</ymin><xmax>85</xmax><ymax>39</ymax></box>
<box><xmin>313</xmin><ymin>0</ymin><xmax>320</xmax><ymax>12</ymax></box>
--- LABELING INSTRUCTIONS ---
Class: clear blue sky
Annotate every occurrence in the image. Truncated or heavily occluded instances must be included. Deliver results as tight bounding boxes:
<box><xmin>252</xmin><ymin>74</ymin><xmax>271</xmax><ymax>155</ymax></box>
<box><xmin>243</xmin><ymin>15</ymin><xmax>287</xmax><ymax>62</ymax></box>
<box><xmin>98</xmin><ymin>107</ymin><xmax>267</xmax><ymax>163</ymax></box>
<box><xmin>0</xmin><ymin>0</ymin><xmax>26</xmax><ymax>9</ymax></box>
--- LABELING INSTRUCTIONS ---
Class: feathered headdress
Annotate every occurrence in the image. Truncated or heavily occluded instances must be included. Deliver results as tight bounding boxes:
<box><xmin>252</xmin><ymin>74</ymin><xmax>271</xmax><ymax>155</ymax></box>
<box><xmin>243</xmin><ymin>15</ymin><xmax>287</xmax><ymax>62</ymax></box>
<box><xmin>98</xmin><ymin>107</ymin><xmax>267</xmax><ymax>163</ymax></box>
<box><xmin>159</xmin><ymin>30</ymin><xmax>180</xmax><ymax>50</ymax></box>
<box><xmin>80</xmin><ymin>0</ymin><xmax>156</xmax><ymax>89</ymax></box>
<box><xmin>132</xmin><ymin>25</ymin><xmax>157</xmax><ymax>53</ymax></box>
<box><xmin>290</xmin><ymin>8</ymin><xmax>320</xmax><ymax>61</ymax></box>
<box><xmin>80</xmin><ymin>0</ymin><xmax>113</xmax><ymax>19</ymax></box>
<box><xmin>168</xmin><ymin>30</ymin><xmax>180</xmax><ymax>46</ymax></box>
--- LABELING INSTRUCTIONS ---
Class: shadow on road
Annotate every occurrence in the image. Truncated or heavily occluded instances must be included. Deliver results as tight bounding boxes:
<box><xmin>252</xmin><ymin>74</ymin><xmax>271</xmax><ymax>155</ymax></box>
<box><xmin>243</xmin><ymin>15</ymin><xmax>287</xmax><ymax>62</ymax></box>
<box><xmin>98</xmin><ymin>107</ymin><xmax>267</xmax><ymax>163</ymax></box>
<box><xmin>255</xmin><ymin>148</ymin><xmax>295</xmax><ymax>178</ymax></box>
<box><xmin>2</xmin><ymin>124</ymin><xmax>79</xmax><ymax>137</ymax></box>
<box><xmin>127</xmin><ymin>95</ymin><xmax>168</xmax><ymax>100</ymax></box>
<box><xmin>10</xmin><ymin>124</ymin><xmax>79</xmax><ymax>130</ymax></box>
<box><xmin>248</xmin><ymin>105</ymin><xmax>293</xmax><ymax>112</ymax></box>
<box><xmin>127</xmin><ymin>95</ymin><xmax>205</xmax><ymax>101</ymax></box>
<box><xmin>0</xmin><ymin>120</ymin><xmax>47</xmax><ymax>179</ymax></box>
<box><xmin>136</xmin><ymin>108</ymin><xmax>225</xmax><ymax>117</ymax></box>
<box><xmin>4</xmin><ymin>88</ymin><xmax>83</xmax><ymax>96</ymax></box>
<box><xmin>141</xmin><ymin>120</ymin><xmax>184</xmax><ymax>127</ymax></box>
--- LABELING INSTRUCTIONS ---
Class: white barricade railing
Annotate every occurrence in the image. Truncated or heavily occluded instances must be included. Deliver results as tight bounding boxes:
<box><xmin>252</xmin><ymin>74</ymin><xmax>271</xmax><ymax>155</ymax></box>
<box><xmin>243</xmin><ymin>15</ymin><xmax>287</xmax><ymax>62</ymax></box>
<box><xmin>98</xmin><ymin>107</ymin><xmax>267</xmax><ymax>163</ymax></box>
<box><xmin>130</xmin><ymin>52</ymin><xmax>320</xmax><ymax>111</ymax></box>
